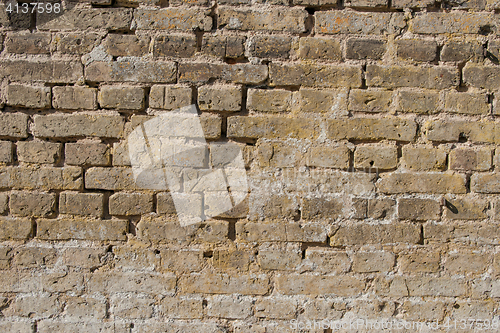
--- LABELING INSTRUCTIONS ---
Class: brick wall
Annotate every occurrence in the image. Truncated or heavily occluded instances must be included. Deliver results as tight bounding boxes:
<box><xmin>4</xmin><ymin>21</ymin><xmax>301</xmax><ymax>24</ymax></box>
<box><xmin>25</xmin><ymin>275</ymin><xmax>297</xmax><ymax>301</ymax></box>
<box><xmin>0</xmin><ymin>0</ymin><xmax>499</xmax><ymax>331</ymax></box>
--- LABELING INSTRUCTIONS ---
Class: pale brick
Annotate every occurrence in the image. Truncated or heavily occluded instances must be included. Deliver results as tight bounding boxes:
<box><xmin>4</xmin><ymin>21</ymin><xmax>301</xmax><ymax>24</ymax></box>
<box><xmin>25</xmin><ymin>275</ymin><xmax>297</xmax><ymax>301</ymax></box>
<box><xmin>255</xmin><ymin>297</ymin><xmax>296</xmax><ymax>319</ymax></box>
<box><xmin>0</xmin><ymin>193</ymin><xmax>7</xmax><ymax>214</ymax></box>
<box><xmin>33</xmin><ymin>114</ymin><xmax>124</xmax><ymax>138</ymax></box>
<box><xmin>392</xmin><ymin>0</ymin><xmax>435</xmax><ymax>7</ymax></box>
<box><xmin>38</xmin><ymin>321</ymin><xmax>118</xmax><ymax>333</ymax></box>
<box><xmin>424</xmin><ymin>120</ymin><xmax>496</xmax><ymax>144</ymax></box>
<box><xmin>109</xmin><ymin>192</ymin><xmax>153</xmax><ymax>215</ymax></box>
<box><xmin>327</xmin><ymin>118</ymin><xmax>417</xmax><ymax>141</ymax></box>
<box><xmin>398</xmin><ymin>198</ymin><xmax>441</xmax><ymax>220</ymax></box>
<box><xmin>5</xmin><ymin>32</ymin><xmax>51</xmax><ymax>54</ymax></box>
<box><xmin>154</xmin><ymin>34</ymin><xmax>197</xmax><ymax>57</ymax></box>
<box><xmin>6</xmin><ymin>84</ymin><xmax>51</xmax><ymax>108</ymax></box>
<box><xmin>0</xmin><ymin>113</ymin><xmax>28</xmax><ymax>138</ymax></box>
<box><xmin>161</xmin><ymin>297</ymin><xmax>203</xmax><ymax>319</ymax></box>
<box><xmin>0</xmin><ymin>322</ymin><xmax>33</xmax><ymax>332</ymax></box>
<box><xmin>219</xmin><ymin>7</ymin><xmax>307</xmax><ymax>33</ymax></box>
<box><xmin>52</xmin><ymin>86</ymin><xmax>98</xmax><ymax>110</ymax></box>
<box><xmin>37</xmin><ymin>218</ymin><xmax>128</xmax><ymax>241</ymax></box>
<box><xmin>4</xmin><ymin>295</ymin><xmax>59</xmax><ymax>318</ymax></box>
<box><xmin>236</xmin><ymin>221</ymin><xmax>327</xmax><ymax>242</ymax></box>
<box><xmin>89</xmin><ymin>271</ymin><xmax>175</xmax><ymax>294</ymax></box>
<box><xmin>213</xmin><ymin>249</ymin><xmax>251</xmax><ymax>270</ymax></box>
<box><xmin>367</xmin><ymin>65</ymin><xmax>459</xmax><ymax>89</ymax></box>
<box><xmin>85</xmin><ymin>61</ymin><xmax>176</xmax><ymax>83</ymax></box>
<box><xmin>85</xmin><ymin>167</ymin><xmax>137</xmax><ymax>190</ymax></box>
<box><xmin>198</xmin><ymin>85</ymin><xmax>242</xmax><ymax>111</ymax></box>
<box><xmin>406</xmin><ymin>277</ymin><xmax>467</xmax><ymax>296</ymax></box>
<box><xmin>0</xmin><ymin>141</ymin><xmax>13</xmax><ymax>163</ymax></box>
<box><xmin>179</xmin><ymin>273</ymin><xmax>269</xmax><ymax>295</ymax></box>
<box><xmin>132</xmin><ymin>322</ymin><xmax>225</xmax><ymax>333</ymax></box>
<box><xmin>1</xmin><ymin>166</ymin><xmax>82</xmax><ymax>190</ymax></box>
<box><xmin>445</xmin><ymin>251</ymin><xmax>489</xmax><ymax>274</ymax></box>
<box><xmin>306</xmin><ymin>146</ymin><xmax>349</xmax><ymax>169</ymax></box>
<box><xmin>402</xmin><ymin>146</ymin><xmax>447</xmax><ymax>171</ymax></box>
<box><xmin>395</xmin><ymin>39</ymin><xmax>437</xmax><ymax>62</ymax></box>
<box><xmin>65</xmin><ymin>143</ymin><xmax>110</xmax><ymax>166</ymax></box>
<box><xmin>269</xmin><ymin>64</ymin><xmax>362</xmax><ymax>88</ymax></box>
<box><xmin>305</xmin><ymin>248</ymin><xmax>351</xmax><ymax>274</ymax></box>
<box><xmin>62</xmin><ymin>248</ymin><xmax>105</xmax><ymax>269</ymax></box>
<box><xmin>450</xmin><ymin>300</ymin><xmax>495</xmax><ymax>320</ymax></box>
<box><xmin>352</xmin><ymin>251</ymin><xmax>395</xmax><ymax>273</ymax></box>
<box><xmin>411</xmin><ymin>12</ymin><xmax>492</xmax><ymax>34</ymax></box>
<box><xmin>54</xmin><ymin>33</ymin><xmax>100</xmax><ymax>54</ymax></box>
<box><xmin>17</xmin><ymin>141</ymin><xmax>61</xmax><ymax>164</ymax></box>
<box><xmin>112</xmin><ymin>296</ymin><xmax>154</xmax><ymax>319</ymax></box>
<box><xmin>179</xmin><ymin>63</ymin><xmax>267</xmax><ymax>84</ymax></box>
<box><xmin>354</xmin><ymin>145</ymin><xmax>397</xmax><ymax>170</ymax></box>
<box><xmin>59</xmin><ymin>192</ymin><xmax>104</xmax><ymax>217</ymax></box>
<box><xmin>346</xmin><ymin>38</ymin><xmax>386</xmax><ymax>60</ymax></box>
<box><xmin>98</xmin><ymin>86</ymin><xmax>145</xmax><ymax>110</ymax></box>
<box><xmin>471</xmin><ymin>173</ymin><xmax>500</xmax><ymax>193</ymax></box>
<box><xmin>331</xmin><ymin>223</ymin><xmax>421</xmax><ymax>245</ymax></box>
<box><xmin>161</xmin><ymin>249</ymin><xmax>203</xmax><ymax>273</ymax></box>
<box><xmin>149</xmin><ymin>85</ymin><xmax>192</xmax><ymax>110</ymax></box>
<box><xmin>276</xmin><ymin>274</ymin><xmax>364</xmax><ymax>296</ymax></box>
<box><xmin>113</xmin><ymin>246</ymin><xmax>159</xmax><ymax>270</ymax></box>
<box><xmin>207</xmin><ymin>296</ymin><xmax>252</xmax><ymax>319</ymax></box>
<box><xmin>399</xmin><ymin>247</ymin><xmax>441</xmax><ymax>273</ymax></box>
<box><xmin>348</xmin><ymin>89</ymin><xmax>392</xmax><ymax>113</ymax></box>
<box><xmin>135</xmin><ymin>8</ymin><xmax>212</xmax><ymax>30</ymax></box>
<box><xmin>294</xmin><ymin>0</ymin><xmax>337</xmax><ymax>4</ymax></box>
<box><xmin>247</xmin><ymin>89</ymin><xmax>292</xmax><ymax>112</ymax></box>
<box><xmin>10</xmin><ymin>191</ymin><xmax>55</xmax><ymax>217</ymax></box>
<box><xmin>346</xmin><ymin>0</ymin><xmax>387</xmax><ymax>7</ymax></box>
<box><xmin>316</xmin><ymin>11</ymin><xmax>404</xmax><ymax>34</ymax></box>
<box><xmin>64</xmin><ymin>296</ymin><xmax>107</xmax><ymax>320</ymax></box>
<box><xmin>228</xmin><ymin>116</ymin><xmax>318</xmax><ymax>139</ymax></box>
<box><xmin>401</xmin><ymin>300</ymin><xmax>446</xmax><ymax>322</ymax></box>
<box><xmin>104</xmin><ymin>34</ymin><xmax>149</xmax><ymax>57</ymax></box>
<box><xmin>248</xmin><ymin>35</ymin><xmax>292</xmax><ymax>58</ymax></box>
<box><xmin>299</xmin><ymin>37</ymin><xmax>342</xmax><ymax>61</ymax></box>
<box><xmin>38</xmin><ymin>8</ymin><xmax>132</xmax><ymax>30</ymax></box>
<box><xmin>302</xmin><ymin>299</ymin><xmax>344</xmax><ymax>320</ymax></box>
<box><xmin>257</xmin><ymin>141</ymin><xmax>299</xmax><ymax>167</ymax></box>
<box><xmin>444</xmin><ymin>92</ymin><xmax>490</xmax><ymax>115</ymax></box>
<box><xmin>397</xmin><ymin>90</ymin><xmax>440</xmax><ymax>114</ymax></box>
<box><xmin>378</xmin><ymin>172</ymin><xmax>466</xmax><ymax>194</ymax></box>
<box><xmin>257</xmin><ymin>243</ymin><xmax>301</xmax><ymax>270</ymax></box>
<box><xmin>464</xmin><ymin>64</ymin><xmax>500</xmax><ymax>90</ymax></box>
<box><xmin>449</xmin><ymin>147</ymin><xmax>492</xmax><ymax>171</ymax></box>
<box><xmin>12</xmin><ymin>247</ymin><xmax>57</xmax><ymax>267</ymax></box>
<box><xmin>0</xmin><ymin>60</ymin><xmax>83</xmax><ymax>83</ymax></box>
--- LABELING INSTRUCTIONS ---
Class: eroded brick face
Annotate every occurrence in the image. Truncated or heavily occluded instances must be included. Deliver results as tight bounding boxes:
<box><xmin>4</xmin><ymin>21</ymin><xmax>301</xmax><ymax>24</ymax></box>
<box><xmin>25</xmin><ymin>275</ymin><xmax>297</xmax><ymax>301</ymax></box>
<box><xmin>0</xmin><ymin>0</ymin><xmax>498</xmax><ymax>330</ymax></box>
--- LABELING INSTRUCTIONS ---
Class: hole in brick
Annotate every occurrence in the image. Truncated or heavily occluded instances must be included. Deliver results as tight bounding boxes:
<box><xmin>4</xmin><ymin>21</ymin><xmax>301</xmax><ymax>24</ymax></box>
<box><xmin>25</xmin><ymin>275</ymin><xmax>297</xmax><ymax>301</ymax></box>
<box><xmin>453</xmin><ymin>303</ymin><xmax>460</xmax><ymax>309</ymax></box>
<box><xmin>154</xmin><ymin>249</ymin><xmax>160</xmax><ymax>255</ymax></box>
<box><xmin>480</xmin><ymin>25</ymin><xmax>493</xmax><ymax>36</ymax></box>
<box><xmin>203</xmin><ymin>251</ymin><xmax>213</xmax><ymax>258</ymax></box>
<box><xmin>445</xmin><ymin>200</ymin><xmax>458</xmax><ymax>214</ymax></box>
<box><xmin>458</xmin><ymin>133</ymin><xmax>468</xmax><ymax>143</ymax></box>
<box><xmin>228</xmin><ymin>220</ymin><xmax>236</xmax><ymax>241</ymax></box>
<box><xmin>130</xmin><ymin>323</ymin><xmax>135</xmax><ymax>329</ymax></box>
<box><xmin>305</xmin><ymin>7</ymin><xmax>316</xmax><ymax>15</ymax></box>
<box><xmin>202</xmin><ymin>300</ymin><xmax>208</xmax><ymax>307</ymax></box>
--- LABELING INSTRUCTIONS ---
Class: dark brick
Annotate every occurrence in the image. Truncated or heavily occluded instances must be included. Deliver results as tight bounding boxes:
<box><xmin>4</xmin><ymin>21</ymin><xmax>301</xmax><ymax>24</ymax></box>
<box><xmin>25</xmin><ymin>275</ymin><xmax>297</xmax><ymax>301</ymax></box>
<box><xmin>248</xmin><ymin>35</ymin><xmax>292</xmax><ymax>59</ymax></box>
<box><xmin>396</xmin><ymin>39</ymin><xmax>437</xmax><ymax>62</ymax></box>
<box><xmin>442</xmin><ymin>40</ymin><xmax>483</xmax><ymax>62</ymax></box>
<box><xmin>153</xmin><ymin>35</ymin><xmax>197</xmax><ymax>58</ymax></box>
<box><xmin>346</xmin><ymin>38</ymin><xmax>386</xmax><ymax>60</ymax></box>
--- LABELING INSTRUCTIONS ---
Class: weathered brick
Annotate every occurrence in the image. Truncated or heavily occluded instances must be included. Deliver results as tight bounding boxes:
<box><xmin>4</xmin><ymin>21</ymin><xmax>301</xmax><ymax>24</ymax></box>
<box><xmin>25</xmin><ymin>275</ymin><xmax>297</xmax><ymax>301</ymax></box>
<box><xmin>270</xmin><ymin>63</ymin><xmax>362</xmax><ymax>88</ymax></box>
<box><xmin>132</xmin><ymin>322</ymin><xmax>225</xmax><ymax>333</ymax></box>
<box><xmin>6</xmin><ymin>84</ymin><xmax>51</xmax><ymax>108</ymax></box>
<box><xmin>113</xmin><ymin>246</ymin><xmax>159</xmax><ymax>270</ymax></box>
<box><xmin>471</xmin><ymin>173</ymin><xmax>500</xmax><ymax>193</ymax></box>
<box><xmin>54</xmin><ymin>33</ymin><xmax>100</xmax><ymax>54</ymax></box>
<box><xmin>0</xmin><ymin>113</ymin><xmax>28</xmax><ymax>139</ymax></box>
<box><xmin>33</xmin><ymin>114</ymin><xmax>124</xmax><ymax>138</ymax></box>
<box><xmin>109</xmin><ymin>192</ymin><xmax>153</xmax><ymax>215</ymax></box>
<box><xmin>255</xmin><ymin>297</ymin><xmax>297</xmax><ymax>319</ymax></box>
<box><xmin>378</xmin><ymin>173</ymin><xmax>466</xmax><ymax>194</ymax></box>
<box><xmin>0</xmin><ymin>3</ymin><xmax>31</xmax><ymax>30</ymax></box>
<box><xmin>401</xmin><ymin>300</ymin><xmax>446</xmax><ymax>322</ymax></box>
<box><xmin>17</xmin><ymin>141</ymin><xmax>61</xmax><ymax>164</ymax></box>
<box><xmin>0</xmin><ymin>60</ymin><xmax>83</xmax><ymax>83</ymax></box>
<box><xmin>85</xmin><ymin>167</ymin><xmax>136</xmax><ymax>190</ymax></box>
<box><xmin>248</xmin><ymin>35</ymin><xmax>292</xmax><ymax>58</ymax></box>
<box><xmin>346</xmin><ymin>0</ymin><xmax>387</xmax><ymax>7</ymax></box>
<box><xmin>316</xmin><ymin>11</ymin><xmax>404</xmax><ymax>34</ymax></box>
<box><xmin>0</xmin><ymin>217</ymin><xmax>33</xmax><ymax>240</ymax></box>
<box><xmin>424</xmin><ymin>120</ymin><xmax>496</xmax><ymax>143</ymax></box>
<box><xmin>10</xmin><ymin>191</ymin><xmax>55</xmax><ymax>217</ymax></box>
<box><xmin>38</xmin><ymin>8</ymin><xmax>133</xmax><ymax>30</ymax></box>
<box><xmin>398</xmin><ymin>198</ymin><xmax>441</xmax><ymax>220</ymax></box>
<box><xmin>112</xmin><ymin>296</ymin><xmax>154</xmax><ymax>319</ymax></box>
<box><xmin>247</xmin><ymin>89</ymin><xmax>292</xmax><ymax>113</ymax></box>
<box><xmin>402</xmin><ymin>146</ymin><xmax>447</xmax><ymax>171</ymax></box>
<box><xmin>201</xmin><ymin>36</ymin><xmax>226</xmax><ymax>58</ymax></box>
<box><xmin>327</xmin><ymin>118</ymin><xmax>417</xmax><ymax>141</ymax></box>
<box><xmin>236</xmin><ymin>221</ymin><xmax>327</xmax><ymax>242</ymax></box>
<box><xmin>406</xmin><ymin>277</ymin><xmax>467</xmax><ymax>296</ymax></box>
<box><xmin>179</xmin><ymin>273</ymin><xmax>269</xmax><ymax>295</ymax></box>
<box><xmin>37</xmin><ymin>321</ymin><xmax>119</xmax><ymax>333</ymax></box>
<box><xmin>398</xmin><ymin>247</ymin><xmax>441</xmax><ymax>273</ymax></box>
<box><xmin>442</xmin><ymin>40</ymin><xmax>483</xmax><ymax>62</ymax></box>
<box><xmin>0</xmin><ymin>141</ymin><xmax>12</xmax><ymax>163</ymax></box>
<box><xmin>352</xmin><ymin>251</ymin><xmax>395</xmax><ymax>273</ymax></box>
<box><xmin>219</xmin><ymin>7</ymin><xmax>307</xmax><ymax>33</ymax></box>
<box><xmin>444</xmin><ymin>196</ymin><xmax>488</xmax><ymax>220</ymax></box>
<box><xmin>154</xmin><ymin>34</ymin><xmax>197</xmax><ymax>57</ymax></box>
<box><xmin>395</xmin><ymin>39</ymin><xmax>437</xmax><ymax>62</ymax></box>
<box><xmin>85</xmin><ymin>61</ymin><xmax>176</xmax><ymax>83</ymax></box>
<box><xmin>59</xmin><ymin>192</ymin><xmax>104</xmax><ymax>217</ymax></box>
<box><xmin>330</xmin><ymin>223</ymin><xmax>421</xmax><ymax>245</ymax></box>
<box><xmin>104</xmin><ymin>34</ymin><xmax>149</xmax><ymax>57</ymax></box>
<box><xmin>449</xmin><ymin>147</ymin><xmax>491</xmax><ymax>171</ymax></box>
<box><xmin>5</xmin><ymin>32</ymin><xmax>51</xmax><ymax>54</ymax></box>
<box><xmin>276</xmin><ymin>274</ymin><xmax>364</xmax><ymax>296</ymax></box>
<box><xmin>410</xmin><ymin>12</ymin><xmax>492</xmax><ymax>34</ymax></box>
<box><xmin>304</xmin><ymin>248</ymin><xmax>350</xmax><ymax>274</ymax></box>
<box><xmin>257</xmin><ymin>141</ymin><xmax>300</xmax><ymax>167</ymax></box>
<box><xmin>179</xmin><ymin>63</ymin><xmax>268</xmax><ymax>84</ymax></box>
<box><xmin>37</xmin><ymin>218</ymin><xmax>128</xmax><ymax>241</ymax></box>
<box><xmin>392</xmin><ymin>0</ymin><xmax>434</xmax><ymax>7</ymax></box>
<box><xmin>65</xmin><ymin>143</ymin><xmax>110</xmax><ymax>166</ymax></box>
<box><xmin>354</xmin><ymin>145</ymin><xmax>398</xmax><ymax>170</ymax></box>
<box><xmin>161</xmin><ymin>249</ymin><xmax>203</xmax><ymax>273</ymax></box>
<box><xmin>213</xmin><ymin>249</ymin><xmax>251</xmax><ymax>270</ymax></box>
<box><xmin>293</xmin><ymin>0</ymin><xmax>337</xmax><ymax>4</ymax></box>
<box><xmin>367</xmin><ymin>65</ymin><xmax>459</xmax><ymax>89</ymax></box>
<box><xmin>52</xmin><ymin>86</ymin><xmax>98</xmax><ymax>110</ymax></box>
<box><xmin>299</xmin><ymin>37</ymin><xmax>342</xmax><ymax>61</ymax></box>
<box><xmin>397</xmin><ymin>90</ymin><xmax>439</xmax><ymax>114</ymax></box>
<box><xmin>464</xmin><ymin>64</ymin><xmax>500</xmax><ymax>90</ymax></box>
<box><xmin>89</xmin><ymin>271</ymin><xmax>175</xmax><ymax>294</ymax></box>
<box><xmin>161</xmin><ymin>297</ymin><xmax>203</xmax><ymax>319</ymax></box>
<box><xmin>4</xmin><ymin>295</ymin><xmax>59</xmax><ymax>318</ymax></box>
<box><xmin>198</xmin><ymin>85</ymin><xmax>242</xmax><ymax>111</ymax></box>
<box><xmin>353</xmin><ymin>198</ymin><xmax>396</xmax><ymax>219</ymax></box>
<box><xmin>64</xmin><ymin>296</ymin><xmax>107</xmax><ymax>320</ymax></box>
<box><xmin>301</xmin><ymin>195</ymin><xmax>342</xmax><ymax>220</ymax></box>
<box><xmin>150</xmin><ymin>85</ymin><xmax>192</xmax><ymax>110</ymax></box>
<box><xmin>0</xmin><ymin>166</ymin><xmax>82</xmax><ymax>190</ymax></box>
<box><xmin>228</xmin><ymin>116</ymin><xmax>317</xmax><ymax>139</ymax></box>
<box><xmin>348</xmin><ymin>90</ymin><xmax>392</xmax><ymax>113</ymax></box>
<box><xmin>346</xmin><ymin>38</ymin><xmax>386</xmax><ymax>60</ymax></box>
<box><xmin>296</xmin><ymin>88</ymin><xmax>348</xmax><ymax>113</ymax></box>
<box><xmin>98</xmin><ymin>86</ymin><xmax>145</xmax><ymax>110</ymax></box>
<box><xmin>12</xmin><ymin>247</ymin><xmax>57</xmax><ymax>268</ymax></box>
<box><xmin>257</xmin><ymin>243</ymin><xmax>301</xmax><ymax>271</ymax></box>
<box><xmin>306</xmin><ymin>146</ymin><xmax>350</xmax><ymax>169</ymax></box>
<box><xmin>207</xmin><ymin>296</ymin><xmax>252</xmax><ymax>319</ymax></box>
<box><xmin>444</xmin><ymin>92</ymin><xmax>489</xmax><ymax>115</ymax></box>
<box><xmin>226</xmin><ymin>36</ymin><xmax>245</xmax><ymax>58</ymax></box>
<box><xmin>135</xmin><ymin>8</ymin><xmax>212</xmax><ymax>30</ymax></box>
